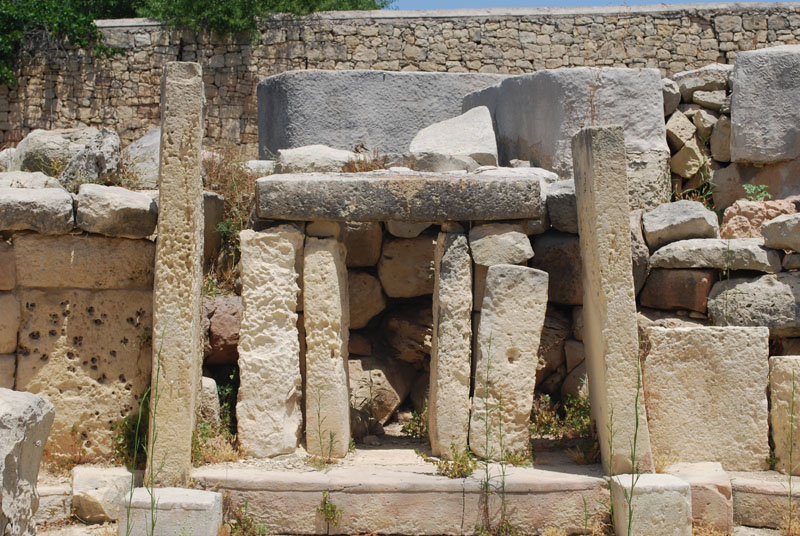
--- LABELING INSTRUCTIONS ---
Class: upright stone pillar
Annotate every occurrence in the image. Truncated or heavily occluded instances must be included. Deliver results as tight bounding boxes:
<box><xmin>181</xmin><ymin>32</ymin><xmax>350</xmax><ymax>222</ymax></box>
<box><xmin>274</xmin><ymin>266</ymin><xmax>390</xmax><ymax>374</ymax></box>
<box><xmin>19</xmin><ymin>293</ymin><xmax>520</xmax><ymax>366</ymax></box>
<box><xmin>429</xmin><ymin>233</ymin><xmax>472</xmax><ymax>457</ymax></box>
<box><xmin>148</xmin><ymin>62</ymin><xmax>204</xmax><ymax>485</ymax></box>
<box><xmin>469</xmin><ymin>264</ymin><xmax>548</xmax><ymax>459</ymax></box>
<box><xmin>237</xmin><ymin>227</ymin><xmax>304</xmax><ymax>457</ymax></box>
<box><xmin>571</xmin><ymin>125</ymin><xmax>654</xmax><ymax>475</ymax></box>
<box><xmin>304</xmin><ymin>237</ymin><xmax>350</xmax><ymax>458</ymax></box>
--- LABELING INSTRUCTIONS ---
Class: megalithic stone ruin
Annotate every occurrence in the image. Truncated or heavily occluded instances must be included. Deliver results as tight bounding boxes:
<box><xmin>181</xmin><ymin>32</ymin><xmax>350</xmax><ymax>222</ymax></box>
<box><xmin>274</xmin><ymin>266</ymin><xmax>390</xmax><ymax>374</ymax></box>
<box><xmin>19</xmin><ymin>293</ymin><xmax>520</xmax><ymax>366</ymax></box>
<box><xmin>571</xmin><ymin>125</ymin><xmax>655</xmax><ymax>475</ymax></box>
<box><xmin>147</xmin><ymin>62</ymin><xmax>205</xmax><ymax>485</ymax></box>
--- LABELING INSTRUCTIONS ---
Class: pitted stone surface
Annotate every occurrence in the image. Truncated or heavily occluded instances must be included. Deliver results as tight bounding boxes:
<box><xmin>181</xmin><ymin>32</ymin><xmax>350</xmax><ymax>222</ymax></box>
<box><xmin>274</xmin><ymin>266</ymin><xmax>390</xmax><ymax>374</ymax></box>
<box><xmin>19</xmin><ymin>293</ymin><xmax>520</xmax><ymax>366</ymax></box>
<box><xmin>236</xmin><ymin>227</ymin><xmax>304</xmax><ymax>458</ymax></box>
<box><xmin>76</xmin><ymin>184</ymin><xmax>158</xmax><ymax>239</ymax></box>
<box><xmin>348</xmin><ymin>271</ymin><xmax>386</xmax><ymax>329</ymax></box>
<box><xmin>0</xmin><ymin>188</ymin><xmax>74</xmax><ymax>235</ymax></box>
<box><xmin>650</xmin><ymin>238</ymin><xmax>782</xmax><ymax>273</ymax></box>
<box><xmin>255</xmin><ymin>171</ymin><xmax>545</xmax><ymax>222</ymax></box>
<box><xmin>468</xmin><ymin>223</ymin><xmax>533</xmax><ymax>267</ymax></box>
<box><xmin>378</xmin><ymin>235</ymin><xmax>435</xmax><ymax>298</ymax></box>
<box><xmin>644</xmin><ymin>326</ymin><xmax>770</xmax><ymax>471</ymax></box>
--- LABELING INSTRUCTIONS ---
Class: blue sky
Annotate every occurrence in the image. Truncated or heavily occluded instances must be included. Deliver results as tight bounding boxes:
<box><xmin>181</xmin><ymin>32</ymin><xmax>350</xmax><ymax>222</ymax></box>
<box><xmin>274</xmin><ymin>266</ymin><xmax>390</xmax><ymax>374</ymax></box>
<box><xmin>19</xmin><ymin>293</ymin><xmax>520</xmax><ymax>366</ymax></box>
<box><xmin>388</xmin><ymin>0</ymin><xmax>795</xmax><ymax>10</ymax></box>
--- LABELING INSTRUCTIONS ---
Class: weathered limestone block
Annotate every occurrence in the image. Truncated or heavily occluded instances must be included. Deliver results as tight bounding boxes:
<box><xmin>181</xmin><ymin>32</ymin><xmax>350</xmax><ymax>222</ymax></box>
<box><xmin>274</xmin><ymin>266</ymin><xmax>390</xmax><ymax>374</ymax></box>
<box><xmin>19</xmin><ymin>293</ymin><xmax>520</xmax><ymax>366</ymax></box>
<box><xmin>546</xmin><ymin>179</ymin><xmax>577</xmax><ymax>234</ymax></box>
<box><xmin>304</xmin><ymin>237</ymin><xmax>350</xmax><ymax>458</ymax></box>
<box><xmin>76</xmin><ymin>184</ymin><xmax>158</xmax><ymax>239</ymax></box>
<box><xmin>464</xmin><ymin>68</ymin><xmax>670</xmax><ymax>209</ymax></box>
<box><xmin>530</xmin><ymin>231</ymin><xmax>582</xmax><ymax>305</ymax></box>
<box><xmin>561</xmin><ymin>361</ymin><xmax>587</xmax><ymax>399</ymax></box>
<box><xmin>0</xmin><ymin>293</ymin><xmax>19</xmax><ymax>354</ymax></box>
<box><xmin>730</xmin><ymin>45</ymin><xmax>800</xmax><ymax>164</ymax></box>
<box><xmin>122</xmin><ymin>488</ymin><xmax>222</xmax><ymax>536</ymax></box>
<box><xmin>610</xmin><ymin>474</ymin><xmax>692</xmax><ymax>536</ymax></box>
<box><xmin>693</xmin><ymin>109</ymin><xmax>718</xmax><ymax>140</ymax></box>
<box><xmin>769</xmin><ymin>356</ymin><xmax>800</xmax><ymax>475</ymax></box>
<box><xmin>469</xmin><ymin>265</ymin><xmax>547</xmax><ymax>459</ymax></box>
<box><xmin>429</xmin><ymin>233</ymin><xmax>472</xmax><ymax>457</ymax></box>
<box><xmin>670</xmin><ymin>137</ymin><xmax>707</xmax><ymax>179</ymax></box>
<box><xmin>377</xmin><ymin>235</ymin><xmax>435</xmax><ymax>298</ymax></box>
<box><xmin>275</xmin><ymin>145</ymin><xmax>357</xmax><ymax>174</ymax></box>
<box><xmin>642</xmin><ymin>200</ymin><xmax>720</xmax><ymax>251</ymax></box>
<box><xmin>0</xmin><ymin>355</ymin><xmax>14</xmax><ymax>389</ymax></box>
<box><xmin>13</xmin><ymin>234</ymin><xmax>155</xmax><ymax>290</ymax></box>
<box><xmin>0</xmin><ymin>389</ymin><xmax>54</xmax><ymax>536</ymax></box>
<box><xmin>721</xmin><ymin>199</ymin><xmax>796</xmax><ymax>239</ymax></box>
<box><xmin>468</xmin><ymin>223</ymin><xmax>532</xmax><ymax>266</ymax></box>
<box><xmin>537</xmin><ymin>306</ymin><xmax>571</xmax><ymax>383</ymax></box>
<box><xmin>15</xmin><ymin>289</ymin><xmax>152</xmax><ymax>460</ymax></box>
<box><xmin>242</xmin><ymin>159</ymin><xmax>275</xmax><ymax>176</ymax></box>
<box><xmin>411</xmin><ymin>153</ymin><xmax>479</xmax><ymax>173</ymax></box>
<box><xmin>1</xmin><ymin>242</ymin><xmax>15</xmax><ymax>291</ymax></box>
<box><xmin>729</xmin><ymin>472</ymin><xmax>800</xmax><ymax>529</ymax></box>
<box><xmin>0</xmin><ymin>188</ymin><xmax>74</xmax><ymax>234</ymax></box>
<box><xmin>643</xmin><ymin>326</ymin><xmax>770</xmax><ymax>471</ymax></box>
<box><xmin>349</xmin><ymin>355</ymin><xmax>414</xmax><ymax>426</ymax></box>
<box><xmin>383</xmin><ymin>305</ymin><xmax>432</xmax><ymax>364</ymax></box>
<box><xmin>710</xmin><ymin>115</ymin><xmax>731</xmax><ymax>162</ymax></box>
<box><xmin>72</xmin><ymin>466</ymin><xmax>132</xmax><ymax>524</ymax></box>
<box><xmin>0</xmin><ymin>171</ymin><xmax>63</xmax><ymax>189</ymax></box>
<box><xmin>673</xmin><ymin>63</ymin><xmax>732</xmax><ymax>101</ymax></box>
<box><xmin>629</xmin><ymin>209</ymin><xmax>649</xmax><ymax>295</ymax></box>
<box><xmin>236</xmin><ymin>227</ymin><xmax>303</xmax><ymax>457</ymax></box>
<box><xmin>0</xmin><ymin>148</ymin><xmax>15</xmax><ymax>172</ymax></box>
<box><xmin>10</xmin><ymin>127</ymin><xmax>98</xmax><ymax>174</ymax></box>
<box><xmin>148</xmin><ymin>62</ymin><xmax>205</xmax><ymax>486</ymax></box>
<box><xmin>572</xmin><ymin>125</ymin><xmax>654</xmax><ymax>475</ymax></box>
<box><xmin>692</xmin><ymin>90</ymin><xmax>727</xmax><ymax>111</ymax></box>
<box><xmin>409</xmin><ymin>106</ymin><xmax>498</xmax><ymax>167</ymax></box>
<box><xmin>60</xmin><ymin>128</ymin><xmax>121</xmax><ymax>184</ymax></box>
<box><xmin>34</xmin><ymin>483</ymin><xmax>70</xmax><ymax>527</ymax></box>
<box><xmin>639</xmin><ymin>268</ymin><xmax>715</xmax><ymax>313</ymax></box>
<box><xmin>665</xmin><ymin>110</ymin><xmax>696</xmax><ymax>151</ymax></box>
<box><xmin>662</xmin><ymin>78</ymin><xmax>681</xmax><ymax>116</ymax></box>
<box><xmin>199</xmin><ymin>376</ymin><xmax>221</xmax><ymax>430</ymax></box>
<box><xmin>203</xmin><ymin>295</ymin><xmax>242</xmax><ymax>366</ymax></box>
<box><xmin>665</xmin><ymin>462</ymin><xmax>734</xmax><ymax>535</ymax></box>
<box><xmin>711</xmin><ymin>159</ymin><xmax>800</xmax><ymax>210</ymax></box>
<box><xmin>650</xmin><ymin>238</ymin><xmax>782</xmax><ymax>273</ymax></box>
<box><xmin>348</xmin><ymin>271</ymin><xmax>386</xmax><ymax>329</ymax></box>
<box><xmin>762</xmin><ymin>212</ymin><xmax>800</xmax><ymax>252</ymax></box>
<box><xmin>787</xmin><ymin>254</ymin><xmax>800</xmax><ymax>271</ymax></box>
<box><xmin>564</xmin><ymin>339</ymin><xmax>585</xmax><ymax>373</ymax></box>
<box><xmin>708</xmin><ymin>273</ymin><xmax>800</xmax><ymax>336</ymax></box>
<box><xmin>122</xmin><ymin>128</ymin><xmax>160</xmax><ymax>188</ymax></box>
<box><xmin>385</xmin><ymin>221</ymin><xmax>432</xmax><ymax>239</ymax></box>
<box><xmin>256</xmin><ymin>171</ymin><xmax>545</xmax><ymax>222</ymax></box>
<box><xmin>343</xmin><ymin>222</ymin><xmax>382</xmax><ymax>267</ymax></box>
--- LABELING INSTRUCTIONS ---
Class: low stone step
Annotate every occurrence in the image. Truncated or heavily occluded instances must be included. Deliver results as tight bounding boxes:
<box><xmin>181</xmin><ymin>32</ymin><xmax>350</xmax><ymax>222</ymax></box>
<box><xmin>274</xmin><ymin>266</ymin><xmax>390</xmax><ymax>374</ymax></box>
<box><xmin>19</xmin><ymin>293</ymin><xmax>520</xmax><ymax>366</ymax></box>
<box><xmin>729</xmin><ymin>470</ymin><xmax>800</xmax><ymax>530</ymax></box>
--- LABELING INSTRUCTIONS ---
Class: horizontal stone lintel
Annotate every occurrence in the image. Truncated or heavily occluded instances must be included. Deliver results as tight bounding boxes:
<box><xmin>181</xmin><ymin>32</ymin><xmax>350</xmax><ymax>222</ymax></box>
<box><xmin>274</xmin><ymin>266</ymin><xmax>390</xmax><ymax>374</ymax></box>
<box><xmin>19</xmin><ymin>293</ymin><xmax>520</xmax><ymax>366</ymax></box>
<box><xmin>255</xmin><ymin>171</ymin><xmax>544</xmax><ymax>222</ymax></box>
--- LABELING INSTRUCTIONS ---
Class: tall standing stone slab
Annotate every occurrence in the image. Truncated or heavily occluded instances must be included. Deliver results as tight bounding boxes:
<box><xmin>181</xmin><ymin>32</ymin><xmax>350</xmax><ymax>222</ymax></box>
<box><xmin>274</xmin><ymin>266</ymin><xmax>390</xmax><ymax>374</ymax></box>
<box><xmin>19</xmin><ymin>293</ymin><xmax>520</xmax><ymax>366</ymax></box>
<box><xmin>236</xmin><ymin>227</ymin><xmax>304</xmax><ymax>458</ymax></box>
<box><xmin>469</xmin><ymin>265</ymin><xmax>547</xmax><ymax>459</ymax></box>
<box><xmin>429</xmin><ymin>233</ymin><xmax>473</xmax><ymax>457</ymax></box>
<box><xmin>304</xmin><ymin>238</ymin><xmax>350</xmax><ymax>458</ymax></box>
<box><xmin>571</xmin><ymin>126</ymin><xmax>655</xmax><ymax>475</ymax></box>
<box><xmin>769</xmin><ymin>356</ymin><xmax>800</xmax><ymax>475</ymax></box>
<box><xmin>148</xmin><ymin>62</ymin><xmax>204</xmax><ymax>485</ymax></box>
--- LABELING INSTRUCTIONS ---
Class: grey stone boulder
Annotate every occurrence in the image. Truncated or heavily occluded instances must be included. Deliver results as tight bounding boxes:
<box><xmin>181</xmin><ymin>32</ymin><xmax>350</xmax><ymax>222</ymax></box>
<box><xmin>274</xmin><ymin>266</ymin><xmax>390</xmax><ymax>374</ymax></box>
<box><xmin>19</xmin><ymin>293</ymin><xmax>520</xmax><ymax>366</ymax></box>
<box><xmin>672</xmin><ymin>63</ymin><xmax>732</xmax><ymax>101</ymax></box>
<box><xmin>349</xmin><ymin>354</ymin><xmax>415</xmax><ymax>425</ymax></box>
<box><xmin>650</xmin><ymin>238</ymin><xmax>782</xmax><ymax>273</ymax></box>
<box><xmin>692</xmin><ymin>109</ymin><xmax>719</xmax><ymax>140</ymax></box>
<box><xmin>409</xmin><ymin>106</ymin><xmax>498</xmax><ymax>167</ymax></box>
<box><xmin>274</xmin><ymin>144</ymin><xmax>357</xmax><ymax>174</ymax></box>
<box><xmin>121</xmin><ymin>127</ymin><xmax>160</xmax><ymax>188</ymax></box>
<box><xmin>785</xmin><ymin>253</ymin><xmax>800</xmax><ymax>271</ymax></box>
<box><xmin>693</xmin><ymin>90</ymin><xmax>727</xmax><ymax>111</ymax></box>
<box><xmin>642</xmin><ymin>200</ymin><xmax>720</xmax><ymax>251</ymax></box>
<box><xmin>258</xmin><ymin>69</ymin><xmax>506</xmax><ymax>157</ymax></box>
<box><xmin>241</xmin><ymin>159</ymin><xmax>275</xmax><ymax>176</ymax></box>
<box><xmin>0</xmin><ymin>148</ymin><xmax>15</xmax><ymax>172</ymax></box>
<box><xmin>76</xmin><ymin>184</ymin><xmax>158</xmax><ymax>238</ymax></box>
<box><xmin>708</xmin><ymin>273</ymin><xmax>800</xmax><ymax>337</ymax></box>
<box><xmin>463</xmin><ymin>67</ymin><xmax>670</xmax><ymax>209</ymax></box>
<box><xmin>10</xmin><ymin>128</ymin><xmax>98</xmax><ymax>175</ymax></box>
<box><xmin>468</xmin><ymin>223</ymin><xmax>533</xmax><ymax>266</ymax></box>
<box><xmin>60</xmin><ymin>128</ymin><xmax>121</xmax><ymax>184</ymax></box>
<box><xmin>0</xmin><ymin>388</ymin><xmax>55</xmax><ymax>536</ymax></box>
<box><xmin>546</xmin><ymin>179</ymin><xmax>577</xmax><ymax>234</ymax></box>
<box><xmin>662</xmin><ymin>78</ymin><xmax>681</xmax><ymax>116</ymax></box>
<box><xmin>0</xmin><ymin>187</ymin><xmax>74</xmax><ymax>234</ymax></box>
<box><xmin>0</xmin><ymin>171</ymin><xmax>64</xmax><ymax>189</ymax></box>
<box><xmin>730</xmin><ymin>45</ymin><xmax>800</xmax><ymax>164</ymax></box>
<box><xmin>762</xmin><ymin>213</ymin><xmax>800</xmax><ymax>252</ymax></box>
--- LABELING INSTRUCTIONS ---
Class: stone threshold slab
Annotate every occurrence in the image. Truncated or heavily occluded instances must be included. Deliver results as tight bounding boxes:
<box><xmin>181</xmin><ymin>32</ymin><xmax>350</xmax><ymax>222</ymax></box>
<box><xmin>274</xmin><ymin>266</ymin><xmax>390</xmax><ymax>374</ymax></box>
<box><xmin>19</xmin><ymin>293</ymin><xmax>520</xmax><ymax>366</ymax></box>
<box><xmin>730</xmin><ymin>471</ymin><xmax>800</xmax><ymax>529</ymax></box>
<box><xmin>255</xmin><ymin>171</ymin><xmax>545</xmax><ymax>222</ymax></box>
<box><xmin>192</xmin><ymin>463</ymin><xmax>607</xmax><ymax>535</ymax></box>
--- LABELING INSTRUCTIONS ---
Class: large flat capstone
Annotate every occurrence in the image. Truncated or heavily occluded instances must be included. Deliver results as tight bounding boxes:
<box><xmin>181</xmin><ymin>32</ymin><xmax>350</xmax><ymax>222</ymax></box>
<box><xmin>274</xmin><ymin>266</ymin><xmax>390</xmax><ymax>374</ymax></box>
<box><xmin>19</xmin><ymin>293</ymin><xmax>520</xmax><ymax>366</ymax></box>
<box><xmin>255</xmin><ymin>171</ymin><xmax>545</xmax><ymax>222</ymax></box>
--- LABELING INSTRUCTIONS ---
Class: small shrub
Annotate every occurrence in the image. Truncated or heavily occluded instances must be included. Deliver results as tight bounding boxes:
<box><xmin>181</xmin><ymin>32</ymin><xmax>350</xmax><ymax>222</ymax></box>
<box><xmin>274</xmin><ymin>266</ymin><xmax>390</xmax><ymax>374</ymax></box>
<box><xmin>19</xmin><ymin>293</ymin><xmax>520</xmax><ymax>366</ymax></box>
<box><xmin>435</xmin><ymin>444</ymin><xmax>478</xmax><ymax>479</ymax></box>
<box><xmin>111</xmin><ymin>407</ymin><xmax>149</xmax><ymax>470</ymax></box>
<box><xmin>226</xmin><ymin>498</ymin><xmax>267</xmax><ymax>536</ymax></box>
<box><xmin>191</xmin><ymin>420</ymin><xmax>238</xmax><ymax>466</ymax></box>
<box><xmin>742</xmin><ymin>183</ymin><xmax>772</xmax><ymax>202</ymax></box>
<box><xmin>401</xmin><ymin>407</ymin><xmax>428</xmax><ymax>439</ymax></box>
<box><xmin>530</xmin><ymin>389</ymin><xmax>593</xmax><ymax>441</ymax></box>
<box><xmin>316</xmin><ymin>491</ymin><xmax>342</xmax><ymax>529</ymax></box>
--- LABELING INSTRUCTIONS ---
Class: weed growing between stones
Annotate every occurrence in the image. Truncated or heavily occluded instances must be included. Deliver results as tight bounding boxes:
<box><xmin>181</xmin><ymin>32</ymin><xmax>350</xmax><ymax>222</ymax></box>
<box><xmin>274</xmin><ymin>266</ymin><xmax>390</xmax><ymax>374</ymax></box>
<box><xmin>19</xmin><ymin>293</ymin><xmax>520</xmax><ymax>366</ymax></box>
<box><xmin>743</xmin><ymin>183</ymin><xmax>773</xmax><ymax>202</ymax></box>
<box><xmin>225</xmin><ymin>497</ymin><xmax>267</xmax><ymax>536</ymax></box>
<box><xmin>41</xmin><ymin>424</ymin><xmax>88</xmax><ymax>475</ymax></box>
<box><xmin>401</xmin><ymin>404</ymin><xmax>428</xmax><ymax>439</ymax></box>
<box><xmin>316</xmin><ymin>491</ymin><xmax>342</xmax><ymax>534</ymax></box>
<box><xmin>308</xmin><ymin>385</ymin><xmax>338</xmax><ymax>467</ymax></box>
<box><xmin>342</xmin><ymin>149</ymin><xmax>387</xmax><ymax>173</ymax></box>
<box><xmin>191</xmin><ymin>420</ymin><xmax>238</xmax><ymax>466</ymax></box>
<box><xmin>433</xmin><ymin>444</ymin><xmax>478</xmax><ymax>478</ymax></box>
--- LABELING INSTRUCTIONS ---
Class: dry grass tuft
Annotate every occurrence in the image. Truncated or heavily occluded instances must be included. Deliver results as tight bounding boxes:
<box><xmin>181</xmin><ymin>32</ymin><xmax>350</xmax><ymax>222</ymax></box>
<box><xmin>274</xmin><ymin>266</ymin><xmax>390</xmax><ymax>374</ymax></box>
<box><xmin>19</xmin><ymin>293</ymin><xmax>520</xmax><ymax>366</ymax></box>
<box><xmin>192</xmin><ymin>420</ymin><xmax>239</xmax><ymax>466</ymax></box>
<box><xmin>342</xmin><ymin>149</ymin><xmax>387</xmax><ymax>173</ymax></box>
<box><xmin>692</xmin><ymin>523</ymin><xmax>729</xmax><ymax>536</ymax></box>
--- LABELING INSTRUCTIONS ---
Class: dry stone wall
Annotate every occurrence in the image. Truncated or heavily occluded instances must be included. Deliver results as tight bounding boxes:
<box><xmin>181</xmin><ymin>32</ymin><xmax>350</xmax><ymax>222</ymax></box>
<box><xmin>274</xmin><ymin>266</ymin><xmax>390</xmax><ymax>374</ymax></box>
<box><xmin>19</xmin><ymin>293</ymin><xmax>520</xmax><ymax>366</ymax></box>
<box><xmin>2</xmin><ymin>3</ymin><xmax>800</xmax><ymax>151</ymax></box>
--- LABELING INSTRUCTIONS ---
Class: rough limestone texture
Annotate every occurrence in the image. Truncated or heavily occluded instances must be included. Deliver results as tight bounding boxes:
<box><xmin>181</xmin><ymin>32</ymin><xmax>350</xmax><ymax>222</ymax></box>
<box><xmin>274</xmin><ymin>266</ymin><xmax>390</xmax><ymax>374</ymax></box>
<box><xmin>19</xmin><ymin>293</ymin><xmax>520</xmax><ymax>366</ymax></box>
<box><xmin>571</xmin><ymin>126</ymin><xmax>654</xmax><ymax>475</ymax></box>
<box><xmin>721</xmin><ymin>199</ymin><xmax>796</xmax><ymax>239</ymax></box>
<box><xmin>708</xmin><ymin>273</ymin><xmax>800</xmax><ymax>337</ymax></box>
<box><xmin>258</xmin><ymin>70</ymin><xmax>505</xmax><ymax>156</ymax></box>
<box><xmin>385</xmin><ymin>221</ymin><xmax>432</xmax><ymax>238</ymax></box>
<box><xmin>610</xmin><ymin>474</ymin><xmax>692</xmax><ymax>536</ymax></box>
<box><xmin>630</xmin><ymin>209</ymin><xmax>650</xmax><ymax>295</ymax></box>
<box><xmin>643</xmin><ymin>326</ymin><xmax>770</xmax><ymax>471</ymax></box>
<box><xmin>662</xmin><ymin>78</ymin><xmax>681</xmax><ymax>115</ymax></box>
<box><xmin>256</xmin><ymin>171</ymin><xmax>545</xmax><ymax>222</ymax></box>
<box><xmin>378</xmin><ymin>235</ymin><xmax>435</xmax><ymax>298</ymax></box>
<box><xmin>10</xmin><ymin>127</ymin><xmax>98</xmax><ymax>174</ymax></box>
<box><xmin>123</xmin><ymin>488</ymin><xmax>222</xmax><ymax>536</ymax></box>
<box><xmin>60</xmin><ymin>128</ymin><xmax>121</xmax><ymax>184</ymax></box>
<box><xmin>469</xmin><ymin>265</ymin><xmax>547</xmax><ymax>459</ymax></box>
<box><xmin>236</xmin><ymin>227</ymin><xmax>304</xmax><ymax>458</ymax></box>
<box><xmin>711</xmin><ymin>158</ymin><xmax>800</xmax><ymax>210</ymax></box>
<box><xmin>348</xmin><ymin>271</ymin><xmax>386</xmax><ymax>330</ymax></box>
<box><xmin>71</xmin><ymin>466</ymin><xmax>132</xmax><ymax>524</ymax></box>
<box><xmin>304</xmin><ymin>238</ymin><xmax>350</xmax><ymax>458</ymax></box>
<box><xmin>0</xmin><ymin>293</ymin><xmax>19</xmax><ymax>354</ymax></box>
<box><xmin>148</xmin><ymin>62</ymin><xmax>204</xmax><ymax>486</ymax></box>
<box><xmin>0</xmin><ymin>355</ymin><xmax>13</xmax><ymax>389</ymax></box>
<box><xmin>546</xmin><ymin>179</ymin><xmax>578</xmax><ymax>234</ymax></box>
<box><xmin>642</xmin><ymin>200</ymin><xmax>720</xmax><ymax>251</ymax></box>
<box><xmin>349</xmin><ymin>355</ymin><xmax>414</xmax><ymax>426</ymax></box>
<box><xmin>122</xmin><ymin>128</ymin><xmax>160</xmax><ymax>188</ymax></box>
<box><xmin>429</xmin><ymin>233</ymin><xmax>473</xmax><ymax>457</ymax></box>
<box><xmin>730</xmin><ymin>45</ymin><xmax>800</xmax><ymax>164</ymax></box>
<box><xmin>762</xmin><ymin>213</ymin><xmax>800</xmax><ymax>252</ymax></box>
<box><xmin>710</xmin><ymin>115</ymin><xmax>732</xmax><ymax>162</ymax></box>
<box><xmin>0</xmin><ymin>389</ymin><xmax>54</xmax><ymax>536</ymax></box>
<box><xmin>670</xmin><ymin>136</ymin><xmax>706</xmax><ymax>179</ymax></box>
<box><xmin>76</xmin><ymin>184</ymin><xmax>158</xmax><ymax>239</ymax></box>
<box><xmin>343</xmin><ymin>222</ymin><xmax>382</xmax><ymax>268</ymax></box>
<box><xmin>530</xmin><ymin>231</ymin><xmax>583</xmax><ymax>305</ymax></box>
<box><xmin>468</xmin><ymin>223</ymin><xmax>533</xmax><ymax>267</ymax></box>
<box><xmin>199</xmin><ymin>376</ymin><xmax>221</xmax><ymax>429</ymax></box>
<box><xmin>639</xmin><ymin>268</ymin><xmax>715</xmax><ymax>313</ymax></box>
<box><xmin>382</xmin><ymin>305</ymin><xmax>432</xmax><ymax>364</ymax></box>
<box><xmin>274</xmin><ymin>145</ymin><xmax>357</xmax><ymax>174</ymax></box>
<box><xmin>665</xmin><ymin>110</ymin><xmax>696</xmax><ymax>151</ymax></box>
<box><xmin>409</xmin><ymin>106</ymin><xmax>498</xmax><ymax>167</ymax></box>
<box><xmin>464</xmin><ymin>68</ymin><xmax>670</xmax><ymax>209</ymax></box>
<box><xmin>0</xmin><ymin>187</ymin><xmax>74</xmax><ymax>235</ymax></box>
<box><xmin>15</xmin><ymin>289</ymin><xmax>152</xmax><ymax>460</ymax></box>
<box><xmin>673</xmin><ymin>63</ymin><xmax>732</xmax><ymax>101</ymax></box>
<box><xmin>770</xmin><ymin>356</ymin><xmax>800</xmax><ymax>475</ymax></box>
<box><xmin>665</xmin><ymin>462</ymin><xmax>734</xmax><ymax>534</ymax></box>
<box><xmin>0</xmin><ymin>171</ymin><xmax>63</xmax><ymax>189</ymax></box>
<box><xmin>650</xmin><ymin>238</ymin><xmax>782</xmax><ymax>273</ymax></box>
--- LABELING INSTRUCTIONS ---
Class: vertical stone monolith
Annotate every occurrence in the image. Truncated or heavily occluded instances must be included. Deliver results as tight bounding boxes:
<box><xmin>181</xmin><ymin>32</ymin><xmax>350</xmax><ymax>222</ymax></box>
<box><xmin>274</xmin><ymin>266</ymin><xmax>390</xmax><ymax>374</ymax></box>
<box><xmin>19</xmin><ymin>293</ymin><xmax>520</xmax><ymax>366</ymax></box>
<box><xmin>469</xmin><ymin>264</ymin><xmax>547</xmax><ymax>459</ymax></box>
<box><xmin>236</xmin><ymin>227</ymin><xmax>304</xmax><ymax>457</ymax></box>
<box><xmin>429</xmin><ymin>233</ymin><xmax>473</xmax><ymax>457</ymax></box>
<box><xmin>571</xmin><ymin>125</ymin><xmax>654</xmax><ymax>475</ymax></box>
<box><xmin>304</xmin><ymin>237</ymin><xmax>350</xmax><ymax>458</ymax></box>
<box><xmin>148</xmin><ymin>62</ymin><xmax>204</xmax><ymax>485</ymax></box>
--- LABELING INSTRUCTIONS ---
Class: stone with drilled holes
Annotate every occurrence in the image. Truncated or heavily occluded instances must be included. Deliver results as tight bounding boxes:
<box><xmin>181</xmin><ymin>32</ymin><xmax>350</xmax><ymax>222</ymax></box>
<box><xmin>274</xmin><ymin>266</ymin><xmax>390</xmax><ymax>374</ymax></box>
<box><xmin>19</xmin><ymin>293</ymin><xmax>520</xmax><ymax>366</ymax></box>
<box><xmin>610</xmin><ymin>474</ymin><xmax>692</xmax><ymax>536</ymax></box>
